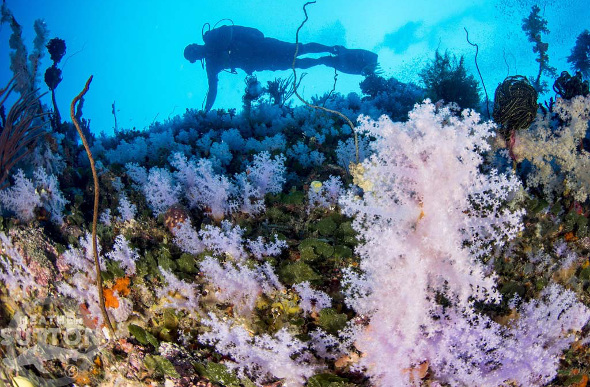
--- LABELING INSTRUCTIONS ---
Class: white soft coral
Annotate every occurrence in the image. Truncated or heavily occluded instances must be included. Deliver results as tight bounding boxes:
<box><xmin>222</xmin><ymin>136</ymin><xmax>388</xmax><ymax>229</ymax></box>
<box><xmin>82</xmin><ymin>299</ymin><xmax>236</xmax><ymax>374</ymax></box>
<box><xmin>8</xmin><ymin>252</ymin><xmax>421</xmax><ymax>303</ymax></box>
<box><xmin>199</xmin><ymin>313</ymin><xmax>316</xmax><ymax>387</ymax></box>
<box><xmin>338</xmin><ymin>101</ymin><xmax>585</xmax><ymax>386</ymax></box>
<box><xmin>512</xmin><ymin>94</ymin><xmax>590</xmax><ymax>201</ymax></box>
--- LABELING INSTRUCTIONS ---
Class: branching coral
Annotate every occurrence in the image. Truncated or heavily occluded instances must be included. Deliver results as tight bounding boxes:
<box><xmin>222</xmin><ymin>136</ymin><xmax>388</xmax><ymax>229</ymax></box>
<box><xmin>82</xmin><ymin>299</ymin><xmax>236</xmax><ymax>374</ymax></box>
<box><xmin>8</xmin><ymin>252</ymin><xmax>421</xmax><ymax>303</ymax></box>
<box><xmin>0</xmin><ymin>232</ymin><xmax>45</xmax><ymax>298</ymax></box>
<box><xmin>419</xmin><ymin>49</ymin><xmax>481</xmax><ymax>110</ymax></box>
<box><xmin>568</xmin><ymin>29</ymin><xmax>590</xmax><ymax>78</ymax></box>
<box><xmin>1</xmin><ymin>4</ymin><xmax>48</xmax><ymax>97</ymax></box>
<box><xmin>0</xmin><ymin>167</ymin><xmax>67</xmax><ymax>224</ymax></box>
<box><xmin>512</xmin><ymin>94</ymin><xmax>590</xmax><ymax>201</ymax></box>
<box><xmin>198</xmin><ymin>313</ymin><xmax>317</xmax><ymax>386</ymax></box>
<box><xmin>521</xmin><ymin>5</ymin><xmax>556</xmax><ymax>93</ymax></box>
<box><xmin>265</xmin><ymin>74</ymin><xmax>304</xmax><ymax>107</ymax></box>
<box><xmin>359</xmin><ymin>73</ymin><xmax>424</xmax><ymax>121</ymax></box>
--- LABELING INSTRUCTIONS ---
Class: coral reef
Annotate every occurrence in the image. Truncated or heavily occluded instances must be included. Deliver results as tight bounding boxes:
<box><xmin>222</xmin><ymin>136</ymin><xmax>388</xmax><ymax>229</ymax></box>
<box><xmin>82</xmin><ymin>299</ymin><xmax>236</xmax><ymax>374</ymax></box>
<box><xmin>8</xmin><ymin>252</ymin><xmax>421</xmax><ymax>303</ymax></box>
<box><xmin>1</xmin><ymin>5</ymin><xmax>590</xmax><ymax>387</ymax></box>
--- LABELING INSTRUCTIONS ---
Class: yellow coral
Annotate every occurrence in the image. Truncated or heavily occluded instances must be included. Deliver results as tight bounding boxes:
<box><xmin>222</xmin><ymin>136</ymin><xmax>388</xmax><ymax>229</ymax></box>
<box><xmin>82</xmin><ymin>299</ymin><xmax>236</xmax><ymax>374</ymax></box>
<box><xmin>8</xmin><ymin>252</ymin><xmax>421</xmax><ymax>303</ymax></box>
<box><xmin>310</xmin><ymin>180</ymin><xmax>323</xmax><ymax>193</ymax></box>
<box><xmin>350</xmin><ymin>162</ymin><xmax>373</xmax><ymax>192</ymax></box>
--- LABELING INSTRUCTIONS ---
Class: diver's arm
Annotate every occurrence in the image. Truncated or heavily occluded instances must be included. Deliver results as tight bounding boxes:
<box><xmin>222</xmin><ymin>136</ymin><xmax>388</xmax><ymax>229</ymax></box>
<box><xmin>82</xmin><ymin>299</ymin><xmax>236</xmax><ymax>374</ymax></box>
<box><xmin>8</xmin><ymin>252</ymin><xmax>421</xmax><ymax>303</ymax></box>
<box><xmin>205</xmin><ymin>65</ymin><xmax>219</xmax><ymax>112</ymax></box>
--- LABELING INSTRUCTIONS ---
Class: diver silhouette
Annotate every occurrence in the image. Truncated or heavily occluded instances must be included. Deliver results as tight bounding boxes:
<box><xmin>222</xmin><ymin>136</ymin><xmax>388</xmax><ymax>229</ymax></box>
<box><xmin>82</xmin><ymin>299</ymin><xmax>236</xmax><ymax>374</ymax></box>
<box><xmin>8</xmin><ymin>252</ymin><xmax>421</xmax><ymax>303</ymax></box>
<box><xmin>184</xmin><ymin>24</ymin><xmax>378</xmax><ymax>111</ymax></box>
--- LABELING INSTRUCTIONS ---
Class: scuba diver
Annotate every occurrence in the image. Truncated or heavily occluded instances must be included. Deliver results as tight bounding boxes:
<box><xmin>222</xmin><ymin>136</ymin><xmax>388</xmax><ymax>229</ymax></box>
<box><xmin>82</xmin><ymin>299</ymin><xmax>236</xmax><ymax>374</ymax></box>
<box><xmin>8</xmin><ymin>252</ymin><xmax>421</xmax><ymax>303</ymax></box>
<box><xmin>184</xmin><ymin>24</ymin><xmax>378</xmax><ymax>111</ymax></box>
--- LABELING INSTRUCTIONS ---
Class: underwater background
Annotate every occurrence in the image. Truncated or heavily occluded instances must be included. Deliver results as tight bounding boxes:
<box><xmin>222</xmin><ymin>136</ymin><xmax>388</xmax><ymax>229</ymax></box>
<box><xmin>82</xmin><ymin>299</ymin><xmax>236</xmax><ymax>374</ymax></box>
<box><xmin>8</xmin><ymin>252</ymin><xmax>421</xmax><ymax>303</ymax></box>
<box><xmin>0</xmin><ymin>0</ymin><xmax>588</xmax><ymax>134</ymax></box>
<box><xmin>2</xmin><ymin>0</ymin><xmax>590</xmax><ymax>386</ymax></box>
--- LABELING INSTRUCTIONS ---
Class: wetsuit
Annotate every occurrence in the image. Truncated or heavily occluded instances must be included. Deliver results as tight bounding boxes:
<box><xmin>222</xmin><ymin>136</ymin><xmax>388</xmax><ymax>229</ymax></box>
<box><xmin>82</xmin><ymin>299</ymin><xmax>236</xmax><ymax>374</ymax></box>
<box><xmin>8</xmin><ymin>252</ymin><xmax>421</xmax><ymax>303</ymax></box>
<box><xmin>199</xmin><ymin>25</ymin><xmax>378</xmax><ymax>111</ymax></box>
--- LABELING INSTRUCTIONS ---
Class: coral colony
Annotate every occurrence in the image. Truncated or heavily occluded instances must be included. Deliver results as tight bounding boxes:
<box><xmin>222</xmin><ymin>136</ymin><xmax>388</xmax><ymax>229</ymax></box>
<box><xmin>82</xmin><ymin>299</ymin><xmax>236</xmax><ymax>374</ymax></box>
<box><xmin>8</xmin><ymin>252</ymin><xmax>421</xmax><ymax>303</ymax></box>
<box><xmin>2</xmin><ymin>3</ymin><xmax>590</xmax><ymax>387</ymax></box>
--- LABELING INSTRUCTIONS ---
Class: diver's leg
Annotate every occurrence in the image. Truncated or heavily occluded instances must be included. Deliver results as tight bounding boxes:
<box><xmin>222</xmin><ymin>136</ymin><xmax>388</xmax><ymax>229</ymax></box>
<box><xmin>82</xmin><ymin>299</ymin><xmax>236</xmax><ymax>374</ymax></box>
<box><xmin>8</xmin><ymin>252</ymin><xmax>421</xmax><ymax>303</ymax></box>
<box><xmin>298</xmin><ymin>42</ymin><xmax>340</xmax><ymax>55</ymax></box>
<box><xmin>294</xmin><ymin>56</ymin><xmax>336</xmax><ymax>69</ymax></box>
<box><xmin>332</xmin><ymin>49</ymin><xmax>378</xmax><ymax>75</ymax></box>
<box><xmin>298</xmin><ymin>52</ymin><xmax>378</xmax><ymax>75</ymax></box>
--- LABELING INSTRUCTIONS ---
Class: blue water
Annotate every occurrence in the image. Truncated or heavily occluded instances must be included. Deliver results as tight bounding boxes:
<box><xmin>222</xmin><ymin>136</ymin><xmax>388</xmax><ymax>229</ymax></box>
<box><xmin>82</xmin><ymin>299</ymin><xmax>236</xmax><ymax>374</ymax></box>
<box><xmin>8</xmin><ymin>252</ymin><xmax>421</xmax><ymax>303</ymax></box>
<box><xmin>1</xmin><ymin>0</ymin><xmax>588</xmax><ymax>134</ymax></box>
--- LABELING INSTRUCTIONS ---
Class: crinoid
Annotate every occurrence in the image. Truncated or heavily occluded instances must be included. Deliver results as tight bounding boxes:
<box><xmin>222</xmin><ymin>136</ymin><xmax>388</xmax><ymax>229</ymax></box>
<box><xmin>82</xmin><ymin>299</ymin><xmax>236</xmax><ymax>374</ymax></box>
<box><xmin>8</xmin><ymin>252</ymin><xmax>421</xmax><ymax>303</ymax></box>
<box><xmin>493</xmin><ymin>75</ymin><xmax>538</xmax><ymax>137</ymax></box>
